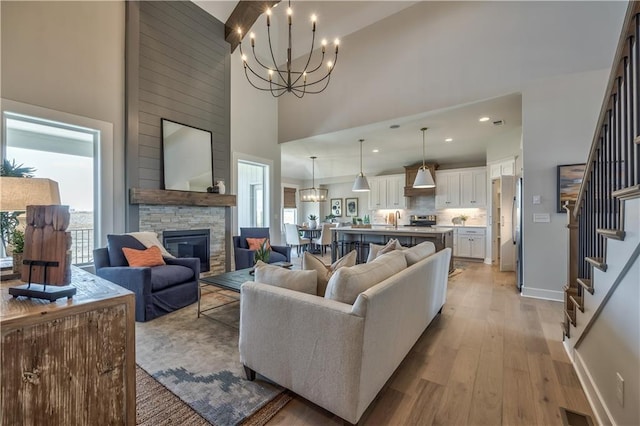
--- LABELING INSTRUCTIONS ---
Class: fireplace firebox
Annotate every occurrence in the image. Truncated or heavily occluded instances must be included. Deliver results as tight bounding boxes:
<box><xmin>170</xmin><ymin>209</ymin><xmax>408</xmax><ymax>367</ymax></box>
<box><xmin>163</xmin><ymin>229</ymin><xmax>210</xmax><ymax>273</ymax></box>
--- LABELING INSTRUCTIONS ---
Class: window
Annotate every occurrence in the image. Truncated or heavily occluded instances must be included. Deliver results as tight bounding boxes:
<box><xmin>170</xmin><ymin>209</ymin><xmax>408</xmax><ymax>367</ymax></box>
<box><xmin>4</xmin><ymin>113</ymin><xmax>98</xmax><ymax>265</ymax></box>
<box><xmin>282</xmin><ymin>186</ymin><xmax>298</xmax><ymax>229</ymax></box>
<box><xmin>237</xmin><ymin>160</ymin><xmax>269</xmax><ymax>230</ymax></box>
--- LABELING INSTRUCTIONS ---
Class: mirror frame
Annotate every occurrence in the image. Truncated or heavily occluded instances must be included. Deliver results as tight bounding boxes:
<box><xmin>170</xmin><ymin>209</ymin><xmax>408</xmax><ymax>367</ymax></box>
<box><xmin>161</xmin><ymin>118</ymin><xmax>214</xmax><ymax>192</ymax></box>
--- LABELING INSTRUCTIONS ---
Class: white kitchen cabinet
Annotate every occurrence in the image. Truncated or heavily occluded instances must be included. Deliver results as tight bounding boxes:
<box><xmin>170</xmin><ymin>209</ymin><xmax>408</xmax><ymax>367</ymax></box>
<box><xmin>437</xmin><ymin>167</ymin><xmax>485</xmax><ymax>208</ymax></box>
<box><xmin>386</xmin><ymin>175</ymin><xmax>407</xmax><ymax>209</ymax></box>
<box><xmin>367</xmin><ymin>174</ymin><xmax>406</xmax><ymax>210</ymax></box>
<box><xmin>489</xmin><ymin>158</ymin><xmax>516</xmax><ymax>179</ymax></box>
<box><xmin>435</xmin><ymin>171</ymin><xmax>460</xmax><ymax>209</ymax></box>
<box><xmin>460</xmin><ymin>168</ymin><xmax>487</xmax><ymax>207</ymax></box>
<box><xmin>455</xmin><ymin>228</ymin><xmax>486</xmax><ymax>259</ymax></box>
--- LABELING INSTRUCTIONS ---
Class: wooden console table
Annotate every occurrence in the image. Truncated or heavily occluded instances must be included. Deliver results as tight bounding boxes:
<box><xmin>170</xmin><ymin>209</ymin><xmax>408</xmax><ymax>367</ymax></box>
<box><xmin>0</xmin><ymin>267</ymin><xmax>136</xmax><ymax>425</ymax></box>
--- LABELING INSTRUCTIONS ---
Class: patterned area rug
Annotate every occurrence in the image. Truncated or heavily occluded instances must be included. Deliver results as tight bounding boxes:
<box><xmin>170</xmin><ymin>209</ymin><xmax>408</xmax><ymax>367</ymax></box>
<box><xmin>136</xmin><ymin>289</ymin><xmax>289</xmax><ymax>425</ymax></box>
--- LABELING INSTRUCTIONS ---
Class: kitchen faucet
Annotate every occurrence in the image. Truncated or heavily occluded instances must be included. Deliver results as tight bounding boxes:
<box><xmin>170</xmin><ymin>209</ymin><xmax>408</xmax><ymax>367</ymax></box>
<box><xmin>394</xmin><ymin>210</ymin><xmax>401</xmax><ymax>229</ymax></box>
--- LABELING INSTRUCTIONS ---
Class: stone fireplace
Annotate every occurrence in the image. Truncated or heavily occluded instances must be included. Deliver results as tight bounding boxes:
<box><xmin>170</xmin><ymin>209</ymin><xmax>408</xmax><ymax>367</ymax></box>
<box><xmin>130</xmin><ymin>189</ymin><xmax>236</xmax><ymax>276</ymax></box>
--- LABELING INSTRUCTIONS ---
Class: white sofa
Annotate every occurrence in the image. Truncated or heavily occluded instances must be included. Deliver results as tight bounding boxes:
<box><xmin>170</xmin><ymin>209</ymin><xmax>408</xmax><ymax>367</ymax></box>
<box><xmin>239</xmin><ymin>246</ymin><xmax>452</xmax><ymax>424</ymax></box>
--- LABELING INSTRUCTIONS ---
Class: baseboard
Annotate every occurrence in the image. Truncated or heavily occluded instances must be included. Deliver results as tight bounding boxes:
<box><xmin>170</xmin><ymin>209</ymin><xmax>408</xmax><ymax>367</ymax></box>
<box><xmin>573</xmin><ymin>350</ymin><xmax>615</xmax><ymax>426</ymax></box>
<box><xmin>520</xmin><ymin>286</ymin><xmax>563</xmax><ymax>302</ymax></box>
<box><xmin>484</xmin><ymin>257</ymin><xmax>492</xmax><ymax>265</ymax></box>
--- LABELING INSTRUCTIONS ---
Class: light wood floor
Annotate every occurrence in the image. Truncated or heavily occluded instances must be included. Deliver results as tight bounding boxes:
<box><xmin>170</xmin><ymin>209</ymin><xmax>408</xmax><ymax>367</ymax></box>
<box><xmin>269</xmin><ymin>255</ymin><xmax>594</xmax><ymax>425</ymax></box>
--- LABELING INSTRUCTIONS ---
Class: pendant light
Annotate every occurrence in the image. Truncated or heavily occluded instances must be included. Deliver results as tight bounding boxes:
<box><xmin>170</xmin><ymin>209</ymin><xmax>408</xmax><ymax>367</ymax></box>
<box><xmin>413</xmin><ymin>127</ymin><xmax>436</xmax><ymax>188</ymax></box>
<box><xmin>299</xmin><ymin>156</ymin><xmax>328</xmax><ymax>202</ymax></box>
<box><xmin>352</xmin><ymin>139</ymin><xmax>370</xmax><ymax>192</ymax></box>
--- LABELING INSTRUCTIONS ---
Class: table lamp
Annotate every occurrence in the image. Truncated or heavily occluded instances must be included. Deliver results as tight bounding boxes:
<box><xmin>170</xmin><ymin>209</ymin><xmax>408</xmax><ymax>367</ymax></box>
<box><xmin>0</xmin><ymin>177</ymin><xmax>76</xmax><ymax>301</ymax></box>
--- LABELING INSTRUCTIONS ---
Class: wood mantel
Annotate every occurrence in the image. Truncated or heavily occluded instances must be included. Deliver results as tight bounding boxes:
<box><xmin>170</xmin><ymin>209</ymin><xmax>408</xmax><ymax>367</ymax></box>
<box><xmin>129</xmin><ymin>188</ymin><xmax>236</xmax><ymax>207</ymax></box>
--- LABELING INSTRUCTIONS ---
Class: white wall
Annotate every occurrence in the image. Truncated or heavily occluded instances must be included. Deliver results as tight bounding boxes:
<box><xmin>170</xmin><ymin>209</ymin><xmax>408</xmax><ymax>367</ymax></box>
<box><xmin>575</xmin><ymin>198</ymin><xmax>639</xmax><ymax>426</ymax></box>
<box><xmin>229</xmin><ymin>33</ymin><xmax>281</xmax><ymax>244</ymax></box>
<box><xmin>521</xmin><ymin>68</ymin><xmax>609</xmax><ymax>300</ymax></box>
<box><xmin>0</xmin><ymin>1</ymin><xmax>126</xmax><ymax>239</ymax></box>
<box><xmin>278</xmin><ymin>1</ymin><xmax>625</xmax><ymax>143</ymax></box>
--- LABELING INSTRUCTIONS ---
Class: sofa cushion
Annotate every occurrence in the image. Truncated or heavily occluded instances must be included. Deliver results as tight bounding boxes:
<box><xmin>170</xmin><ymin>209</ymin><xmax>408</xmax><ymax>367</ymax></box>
<box><xmin>403</xmin><ymin>241</ymin><xmax>436</xmax><ymax>266</ymax></box>
<box><xmin>150</xmin><ymin>264</ymin><xmax>195</xmax><ymax>291</ymax></box>
<box><xmin>302</xmin><ymin>250</ymin><xmax>357</xmax><ymax>296</ymax></box>
<box><xmin>126</xmin><ymin>231</ymin><xmax>174</xmax><ymax>258</ymax></box>
<box><xmin>122</xmin><ymin>246</ymin><xmax>166</xmax><ymax>267</ymax></box>
<box><xmin>325</xmin><ymin>250</ymin><xmax>407</xmax><ymax>304</ymax></box>
<box><xmin>366</xmin><ymin>238</ymin><xmax>402</xmax><ymax>262</ymax></box>
<box><xmin>107</xmin><ymin>234</ymin><xmax>146</xmax><ymax>266</ymax></box>
<box><xmin>254</xmin><ymin>261</ymin><xmax>317</xmax><ymax>295</ymax></box>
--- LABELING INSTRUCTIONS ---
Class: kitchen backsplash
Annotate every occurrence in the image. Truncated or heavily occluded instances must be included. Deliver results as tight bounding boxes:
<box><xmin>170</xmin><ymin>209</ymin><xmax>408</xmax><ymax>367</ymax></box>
<box><xmin>367</xmin><ymin>195</ymin><xmax>487</xmax><ymax>226</ymax></box>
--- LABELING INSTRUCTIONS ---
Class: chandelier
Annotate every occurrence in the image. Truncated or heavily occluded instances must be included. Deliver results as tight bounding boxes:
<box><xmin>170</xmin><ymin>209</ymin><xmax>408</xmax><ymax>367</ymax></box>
<box><xmin>299</xmin><ymin>156</ymin><xmax>328</xmax><ymax>202</ymax></box>
<box><xmin>237</xmin><ymin>1</ymin><xmax>339</xmax><ymax>98</ymax></box>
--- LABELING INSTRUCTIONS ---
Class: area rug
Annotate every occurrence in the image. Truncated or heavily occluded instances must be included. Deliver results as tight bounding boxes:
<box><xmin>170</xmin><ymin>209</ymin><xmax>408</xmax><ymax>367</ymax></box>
<box><xmin>136</xmin><ymin>366</ymin><xmax>292</xmax><ymax>426</ymax></box>
<box><xmin>135</xmin><ymin>290</ymin><xmax>289</xmax><ymax>425</ymax></box>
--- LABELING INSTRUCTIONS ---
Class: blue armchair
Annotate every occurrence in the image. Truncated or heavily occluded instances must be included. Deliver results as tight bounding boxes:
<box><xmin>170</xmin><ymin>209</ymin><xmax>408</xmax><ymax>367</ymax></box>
<box><xmin>233</xmin><ymin>227</ymin><xmax>291</xmax><ymax>270</ymax></box>
<box><xmin>93</xmin><ymin>234</ymin><xmax>199</xmax><ymax>322</ymax></box>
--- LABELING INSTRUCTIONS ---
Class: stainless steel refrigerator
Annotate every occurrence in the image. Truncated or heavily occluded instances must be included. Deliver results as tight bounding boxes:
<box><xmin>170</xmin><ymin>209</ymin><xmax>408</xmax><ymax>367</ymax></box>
<box><xmin>514</xmin><ymin>177</ymin><xmax>523</xmax><ymax>291</ymax></box>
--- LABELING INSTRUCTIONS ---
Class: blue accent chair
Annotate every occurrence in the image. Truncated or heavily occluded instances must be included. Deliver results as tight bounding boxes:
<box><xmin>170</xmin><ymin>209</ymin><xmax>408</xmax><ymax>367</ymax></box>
<box><xmin>232</xmin><ymin>227</ymin><xmax>291</xmax><ymax>270</ymax></box>
<box><xmin>93</xmin><ymin>234</ymin><xmax>199</xmax><ymax>322</ymax></box>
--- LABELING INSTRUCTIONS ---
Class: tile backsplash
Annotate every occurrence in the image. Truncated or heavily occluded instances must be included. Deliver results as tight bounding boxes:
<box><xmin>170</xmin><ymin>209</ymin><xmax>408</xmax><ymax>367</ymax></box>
<box><xmin>367</xmin><ymin>195</ymin><xmax>487</xmax><ymax>226</ymax></box>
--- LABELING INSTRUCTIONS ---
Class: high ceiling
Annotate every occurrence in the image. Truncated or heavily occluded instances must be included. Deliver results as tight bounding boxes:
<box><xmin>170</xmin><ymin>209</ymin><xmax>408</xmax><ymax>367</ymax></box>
<box><xmin>280</xmin><ymin>93</ymin><xmax>522</xmax><ymax>180</ymax></box>
<box><xmin>194</xmin><ymin>1</ymin><xmax>624</xmax><ymax>182</ymax></box>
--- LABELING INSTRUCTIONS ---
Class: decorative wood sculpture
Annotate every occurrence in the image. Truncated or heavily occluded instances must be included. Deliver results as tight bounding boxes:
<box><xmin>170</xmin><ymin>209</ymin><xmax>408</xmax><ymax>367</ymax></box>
<box><xmin>21</xmin><ymin>205</ymin><xmax>72</xmax><ymax>285</ymax></box>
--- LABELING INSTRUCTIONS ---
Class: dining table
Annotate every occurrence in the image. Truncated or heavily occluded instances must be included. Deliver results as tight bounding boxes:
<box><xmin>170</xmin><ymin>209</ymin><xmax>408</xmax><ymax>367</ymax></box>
<box><xmin>297</xmin><ymin>226</ymin><xmax>322</xmax><ymax>254</ymax></box>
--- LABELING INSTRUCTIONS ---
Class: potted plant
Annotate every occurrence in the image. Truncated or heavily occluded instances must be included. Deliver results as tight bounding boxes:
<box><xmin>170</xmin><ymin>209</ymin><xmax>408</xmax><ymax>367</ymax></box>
<box><xmin>0</xmin><ymin>159</ymin><xmax>35</xmax><ymax>252</ymax></box>
<box><xmin>253</xmin><ymin>239</ymin><xmax>271</xmax><ymax>264</ymax></box>
<box><xmin>9</xmin><ymin>229</ymin><xmax>24</xmax><ymax>273</ymax></box>
<box><xmin>308</xmin><ymin>214</ymin><xmax>318</xmax><ymax>229</ymax></box>
<box><xmin>459</xmin><ymin>214</ymin><xmax>469</xmax><ymax>226</ymax></box>
<box><xmin>324</xmin><ymin>213</ymin><xmax>336</xmax><ymax>223</ymax></box>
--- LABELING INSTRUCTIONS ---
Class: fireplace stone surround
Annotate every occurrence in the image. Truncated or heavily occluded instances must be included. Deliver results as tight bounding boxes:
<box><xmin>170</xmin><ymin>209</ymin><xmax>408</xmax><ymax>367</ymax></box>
<box><xmin>130</xmin><ymin>189</ymin><xmax>237</xmax><ymax>276</ymax></box>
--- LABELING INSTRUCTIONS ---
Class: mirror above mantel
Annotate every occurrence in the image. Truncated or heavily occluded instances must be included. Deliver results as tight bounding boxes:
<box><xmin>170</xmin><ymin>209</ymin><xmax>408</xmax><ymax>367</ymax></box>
<box><xmin>161</xmin><ymin>118</ymin><xmax>214</xmax><ymax>193</ymax></box>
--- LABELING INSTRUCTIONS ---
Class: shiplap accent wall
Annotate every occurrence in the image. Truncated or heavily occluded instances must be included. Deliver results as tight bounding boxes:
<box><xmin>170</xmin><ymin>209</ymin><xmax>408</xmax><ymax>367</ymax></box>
<box><xmin>125</xmin><ymin>1</ymin><xmax>232</xmax><ymax>269</ymax></box>
<box><xmin>125</xmin><ymin>1</ymin><xmax>230</xmax><ymax>230</ymax></box>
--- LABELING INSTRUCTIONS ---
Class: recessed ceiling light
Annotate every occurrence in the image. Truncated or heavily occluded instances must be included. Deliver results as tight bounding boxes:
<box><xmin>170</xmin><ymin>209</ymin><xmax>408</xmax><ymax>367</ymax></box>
<box><xmin>479</xmin><ymin>117</ymin><xmax>490</xmax><ymax>122</ymax></box>
<box><xmin>372</xmin><ymin>149</ymin><xmax>379</xmax><ymax>153</ymax></box>
<box><xmin>389</xmin><ymin>124</ymin><xmax>400</xmax><ymax>129</ymax></box>
<box><xmin>445</xmin><ymin>138</ymin><xmax>453</xmax><ymax>142</ymax></box>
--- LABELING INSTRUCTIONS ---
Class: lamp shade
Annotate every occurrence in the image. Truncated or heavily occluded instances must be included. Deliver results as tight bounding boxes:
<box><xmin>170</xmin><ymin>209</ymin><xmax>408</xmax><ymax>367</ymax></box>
<box><xmin>0</xmin><ymin>177</ymin><xmax>61</xmax><ymax>211</ymax></box>
<box><xmin>413</xmin><ymin>167</ymin><xmax>435</xmax><ymax>189</ymax></box>
<box><xmin>352</xmin><ymin>173</ymin><xmax>370</xmax><ymax>192</ymax></box>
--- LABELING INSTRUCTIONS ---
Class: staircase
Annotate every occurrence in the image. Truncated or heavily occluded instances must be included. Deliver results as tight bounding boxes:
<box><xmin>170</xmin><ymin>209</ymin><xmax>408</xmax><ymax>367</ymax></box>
<box><xmin>561</xmin><ymin>2</ymin><xmax>640</xmax><ymax>424</ymax></box>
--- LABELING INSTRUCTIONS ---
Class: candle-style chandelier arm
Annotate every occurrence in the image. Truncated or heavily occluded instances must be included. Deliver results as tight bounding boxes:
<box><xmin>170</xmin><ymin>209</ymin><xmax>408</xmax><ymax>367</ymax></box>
<box><xmin>237</xmin><ymin>0</ymin><xmax>339</xmax><ymax>98</ymax></box>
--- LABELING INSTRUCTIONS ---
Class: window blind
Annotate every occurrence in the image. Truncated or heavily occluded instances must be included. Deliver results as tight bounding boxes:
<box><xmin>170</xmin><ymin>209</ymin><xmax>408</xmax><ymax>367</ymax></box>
<box><xmin>283</xmin><ymin>187</ymin><xmax>297</xmax><ymax>208</ymax></box>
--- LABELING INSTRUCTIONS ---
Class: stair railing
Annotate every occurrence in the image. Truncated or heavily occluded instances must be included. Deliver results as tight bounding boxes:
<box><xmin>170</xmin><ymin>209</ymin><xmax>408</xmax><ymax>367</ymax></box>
<box><xmin>565</xmin><ymin>1</ymin><xmax>640</xmax><ymax>338</ymax></box>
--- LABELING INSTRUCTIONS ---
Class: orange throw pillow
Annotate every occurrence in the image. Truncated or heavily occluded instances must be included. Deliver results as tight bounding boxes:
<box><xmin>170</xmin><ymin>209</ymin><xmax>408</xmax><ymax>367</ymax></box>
<box><xmin>122</xmin><ymin>245</ymin><xmax>166</xmax><ymax>267</ymax></box>
<box><xmin>246</xmin><ymin>237</ymin><xmax>271</xmax><ymax>251</ymax></box>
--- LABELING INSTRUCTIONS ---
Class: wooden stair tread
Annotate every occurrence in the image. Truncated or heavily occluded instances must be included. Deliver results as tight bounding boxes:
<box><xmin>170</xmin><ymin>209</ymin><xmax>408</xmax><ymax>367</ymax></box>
<box><xmin>585</xmin><ymin>257</ymin><xmax>607</xmax><ymax>272</ymax></box>
<box><xmin>577</xmin><ymin>278</ymin><xmax>594</xmax><ymax>294</ymax></box>
<box><xmin>564</xmin><ymin>309</ymin><xmax>576</xmax><ymax>327</ymax></box>
<box><xmin>569</xmin><ymin>295</ymin><xmax>584</xmax><ymax>313</ymax></box>
<box><xmin>597</xmin><ymin>228</ymin><xmax>626</xmax><ymax>240</ymax></box>
<box><xmin>613</xmin><ymin>184</ymin><xmax>640</xmax><ymax>200</ymax></box>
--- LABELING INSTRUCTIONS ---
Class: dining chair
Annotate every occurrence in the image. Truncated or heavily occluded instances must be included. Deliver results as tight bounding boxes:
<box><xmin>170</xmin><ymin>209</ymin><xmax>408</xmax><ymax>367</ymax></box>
<box><xmin>284</xmin><ymin>223</ymin><xmax>310</xmax><ymax>255</ymax></box>
<box><xmin>316</xmin><ymin>223</ymin><xmax>337</xmax><ymax>255</ymax></box>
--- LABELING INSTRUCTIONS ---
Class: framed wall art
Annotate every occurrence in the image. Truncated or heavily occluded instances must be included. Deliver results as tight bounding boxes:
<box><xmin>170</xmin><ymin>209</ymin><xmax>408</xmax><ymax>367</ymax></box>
<box><xmin>557</xmin><ymin>163</ymin><xmax>586</xmax><ymax>213</ymax></box>
<box><xmin>346</xmin><ymin>197</ymin><xmax>358</xmax><ymax>217</ymax></box>
<box><xmin>330</xmin><ymin>198</ymin><xmax>343</xmax><ymax>217</ymax></box>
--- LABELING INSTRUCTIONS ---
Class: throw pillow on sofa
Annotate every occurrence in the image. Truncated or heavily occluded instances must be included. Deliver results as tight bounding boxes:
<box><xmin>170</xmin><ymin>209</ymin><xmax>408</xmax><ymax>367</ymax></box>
<box><xmin>254</xmin><ymin>261</ymin><xmax>317</xmax><ymax>295</ymax></box>
<box><xmin>366</xmin><ymin>238</ymin><xmax>403</xmax><ymax>262</ymax></box>
<box><xmin>325</xmin><ymin>250</ymin><xmax>407</xmax><ymax>304</ymax></box>
<box><xmin>403</xmin><ymin>241</ymin><xmax>436</xmax><ymax>266</ymax></box>
<box><xmin>302</xmin><ymin>250</ymin><xmax>357</xmax><ymax>296</ymax></box>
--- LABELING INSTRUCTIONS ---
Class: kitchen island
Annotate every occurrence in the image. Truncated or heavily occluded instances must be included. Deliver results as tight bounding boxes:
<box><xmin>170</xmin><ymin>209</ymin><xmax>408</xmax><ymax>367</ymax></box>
<box><xmin>331</xmin><ymin>226</ymin><xmax>454</xmax><ymax>272</ymax></box>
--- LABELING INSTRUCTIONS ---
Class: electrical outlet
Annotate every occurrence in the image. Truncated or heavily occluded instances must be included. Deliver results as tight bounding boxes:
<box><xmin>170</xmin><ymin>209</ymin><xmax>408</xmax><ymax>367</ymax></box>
<box><xmin>616</xmin><ymin>372</ymin><xmax>624</xmax><ymax>407</ymax></box>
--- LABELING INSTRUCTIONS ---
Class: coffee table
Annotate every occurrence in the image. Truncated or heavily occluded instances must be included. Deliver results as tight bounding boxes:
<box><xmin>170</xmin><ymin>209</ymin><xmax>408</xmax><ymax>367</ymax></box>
<box><xmin>198</xmin><ymin>268</ymin><xmax>253</xmax><ymax>317</ymax></box>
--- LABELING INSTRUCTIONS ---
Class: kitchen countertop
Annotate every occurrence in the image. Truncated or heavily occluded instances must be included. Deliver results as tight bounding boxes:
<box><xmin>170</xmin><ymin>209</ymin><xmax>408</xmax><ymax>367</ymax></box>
<box><xmin>432</xmin><ymin>224</ymin><xmax>486</xmax><ymax>228</ymax></box>
<box><xmin>333</xmin><ymin>226</ymin><xmax>453</xmax><ymax>234</ymax></box>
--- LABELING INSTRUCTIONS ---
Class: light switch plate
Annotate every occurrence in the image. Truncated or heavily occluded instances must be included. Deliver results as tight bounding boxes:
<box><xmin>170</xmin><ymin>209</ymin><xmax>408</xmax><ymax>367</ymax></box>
<box><xmin>533</xmin><ymin>195</ymin><xmax>541</xmax><ymax>204</ymax></box>
<box><xmin>533</xmin><ymin>213</ymin><xmax>550</xmax><ymax>223</ymax></box>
